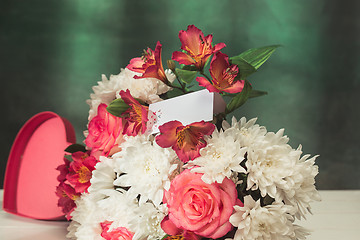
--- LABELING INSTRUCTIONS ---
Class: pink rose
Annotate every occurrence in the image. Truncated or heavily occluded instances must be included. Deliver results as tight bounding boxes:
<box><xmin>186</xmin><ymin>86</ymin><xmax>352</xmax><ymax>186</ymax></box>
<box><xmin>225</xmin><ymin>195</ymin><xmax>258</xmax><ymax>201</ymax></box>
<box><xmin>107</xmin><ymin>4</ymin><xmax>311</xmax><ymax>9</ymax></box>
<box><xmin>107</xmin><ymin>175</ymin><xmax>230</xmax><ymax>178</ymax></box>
<box><xmin>100</xmin><ymin>221</ymin><xmax>134</xmax><ymax>240</ymax></box>
<box><xmin>162</xmin><ymin>169</ymin><xmax>238</xmax><ymax>238</ymax></box>
<box><xmin>85</xmin><ymin>103</ymin><xmax>124</xmax><ymax>156</ymax></box>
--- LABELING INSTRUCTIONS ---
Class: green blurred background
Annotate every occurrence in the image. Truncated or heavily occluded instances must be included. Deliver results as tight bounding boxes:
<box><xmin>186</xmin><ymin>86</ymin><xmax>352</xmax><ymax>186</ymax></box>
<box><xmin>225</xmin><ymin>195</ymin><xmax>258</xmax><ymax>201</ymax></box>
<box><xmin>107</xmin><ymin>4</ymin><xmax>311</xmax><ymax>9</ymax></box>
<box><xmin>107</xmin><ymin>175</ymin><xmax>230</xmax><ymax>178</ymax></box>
<box><xmin>1</xmin><ymin>0</ymin><xmax>359</xmax><ymax>189</ymax></box>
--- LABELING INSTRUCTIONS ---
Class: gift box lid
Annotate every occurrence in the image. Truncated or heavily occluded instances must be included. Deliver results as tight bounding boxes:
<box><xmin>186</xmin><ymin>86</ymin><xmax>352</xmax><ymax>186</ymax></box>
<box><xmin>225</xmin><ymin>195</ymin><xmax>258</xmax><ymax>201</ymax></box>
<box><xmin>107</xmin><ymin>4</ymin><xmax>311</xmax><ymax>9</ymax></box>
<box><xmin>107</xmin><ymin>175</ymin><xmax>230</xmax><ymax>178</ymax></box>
<box><xmin>3</xmin><ymin>112</ymin><xmax>76</xmax><ymax>220</ymax></box>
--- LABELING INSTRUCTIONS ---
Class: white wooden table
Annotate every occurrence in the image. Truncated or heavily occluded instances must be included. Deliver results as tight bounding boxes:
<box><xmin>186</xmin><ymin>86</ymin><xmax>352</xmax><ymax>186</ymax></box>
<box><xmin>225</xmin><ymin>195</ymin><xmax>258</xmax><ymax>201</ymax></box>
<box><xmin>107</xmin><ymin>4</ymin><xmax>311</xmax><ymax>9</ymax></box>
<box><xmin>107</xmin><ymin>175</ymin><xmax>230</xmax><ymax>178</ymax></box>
<box><xmin>1</xmin><ymin>190</ymin><xmax>359</xmax><ymax>239</ymax></box>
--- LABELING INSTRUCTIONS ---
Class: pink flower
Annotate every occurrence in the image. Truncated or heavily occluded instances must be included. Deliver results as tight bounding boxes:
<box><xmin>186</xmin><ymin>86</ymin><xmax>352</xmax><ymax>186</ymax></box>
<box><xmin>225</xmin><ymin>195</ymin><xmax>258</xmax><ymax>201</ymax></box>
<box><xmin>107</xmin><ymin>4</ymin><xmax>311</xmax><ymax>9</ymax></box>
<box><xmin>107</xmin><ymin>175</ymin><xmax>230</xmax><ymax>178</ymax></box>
<box><xmin>162</xmin><ymin>169</ymin><xmax>238</xmax><ymax>238</ymax></box>
<box><xmin>56</xmin><ymin>156</ymin><xmax>70</xmax><ymax>182</ymax></box>
<box><xmin>66</xmin><ymin>151</ymin><xmax>98</xmax><ymax>193</ymax></box>
<box><xmin>119</xmin><ymin>90</ymin><xmax>149</xmax><ymax>136</ymax></box>
<box><xmin>85</xmin><ymin>103</ymin><xmax>124</xmax><ymax>157</ymax></box>
<box><xmin>127</xmin><ymin>41</ymin><xmax>169</xmax><ymax>84</ymax></box>
<box><xmin>196</xmin><ymin>52</ymin><xmax>244</xmax><ymax>94</ymax></box>
<box><xmin>56</xmin><ymin>182</ymin><xmax>80</xmax><ymax>220</ymax></box>
<box><xmin>126</xmin><ymin>48</ymin><xmax>155</xmax><ymax>73</ymax></box>
<box><xmin>155</xmin><ymin>121</ymin><xmax>215</xmax><ymax>163</ymax></box>
<box><xmin>172</xmin><ymin>25</ymin><xmax>226</xmax><ymax>70</ymax></box>
<box><xmin>100</xmin><ymin>221</ymin><xmax>134</xmax><ymax>240</ymax></box>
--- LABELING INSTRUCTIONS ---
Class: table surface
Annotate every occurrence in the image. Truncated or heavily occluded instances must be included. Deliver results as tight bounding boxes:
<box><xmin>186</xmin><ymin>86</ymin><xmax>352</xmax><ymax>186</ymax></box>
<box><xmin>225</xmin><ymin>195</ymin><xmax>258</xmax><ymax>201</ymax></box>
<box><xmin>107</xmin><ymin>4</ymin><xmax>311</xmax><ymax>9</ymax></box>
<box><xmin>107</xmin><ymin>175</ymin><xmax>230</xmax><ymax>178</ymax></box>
<box><xmin>1</xmin><ymin>190</ymin><xmax>360</xmax><ymax>240</ymax></box>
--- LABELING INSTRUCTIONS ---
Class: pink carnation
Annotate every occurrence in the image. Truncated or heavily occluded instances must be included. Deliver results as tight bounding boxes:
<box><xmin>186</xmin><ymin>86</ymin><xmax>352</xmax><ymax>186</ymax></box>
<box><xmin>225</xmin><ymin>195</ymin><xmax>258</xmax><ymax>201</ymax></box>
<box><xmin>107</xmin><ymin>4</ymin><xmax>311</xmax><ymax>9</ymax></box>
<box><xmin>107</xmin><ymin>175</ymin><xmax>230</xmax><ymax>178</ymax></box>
<box><xmin>162</xmin><ymin>169</ymin><xmax>238</xmax><ymax>238</ymax></box>
<box><xmin>85</xmin><ymin>103</ymin><xmax>124</xmax><ymax>157</ymax></box>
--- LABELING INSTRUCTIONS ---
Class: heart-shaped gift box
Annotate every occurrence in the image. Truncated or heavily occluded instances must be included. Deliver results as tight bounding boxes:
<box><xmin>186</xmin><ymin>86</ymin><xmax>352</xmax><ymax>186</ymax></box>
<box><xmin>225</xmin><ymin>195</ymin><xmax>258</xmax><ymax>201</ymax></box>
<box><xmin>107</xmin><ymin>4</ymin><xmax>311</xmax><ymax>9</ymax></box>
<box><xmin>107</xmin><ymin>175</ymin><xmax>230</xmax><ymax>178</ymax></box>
<box><xmin>3</xmin><ymin>112</ymin><xmax>76</xmax><ymax>220</ymax></box>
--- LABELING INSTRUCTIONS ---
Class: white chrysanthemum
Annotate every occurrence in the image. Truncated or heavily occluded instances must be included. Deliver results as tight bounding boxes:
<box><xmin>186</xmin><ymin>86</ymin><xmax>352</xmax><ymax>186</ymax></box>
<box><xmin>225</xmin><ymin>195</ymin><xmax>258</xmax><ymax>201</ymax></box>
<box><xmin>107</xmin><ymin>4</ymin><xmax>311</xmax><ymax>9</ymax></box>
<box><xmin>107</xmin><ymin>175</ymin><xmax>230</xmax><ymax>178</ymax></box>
<box><xmin>246</xmin><ymin>129</ymin><xmax>295</xmax><ymax>199</ymax></box>
<box><xmin>245</xmin><ymin>126</ymin><xmax>320</xmax><ymax>218</ymax></box>
<box><xmin>129</xmin><ymin>202</ymin><xmax>167</xmax><ymax>240</ymax></box>
<box><xmin>88</xmin><ymin>156</ymin><xmax>120</xmax><ymax>196</ymax></box>
<box><xmin>87</xmin><ymin>72</ymin><xmax>125</xmax><ymax>121</ymax></box>
<box><xmin>187</xmin><ymin>127</ymin><xmax>247</xmax><ymax>184</ymax></box>
<box><xmin>114</xmin><ymin>68</ymin><xmax>175</xmax><ymax>104</ymax></box>
<box><xmin>230</xmin><ymin>196</ymin><xmax>309</xmax><ymax>240</ymax></box>
<box><xmin>67</xmin><ymin>193</ymin><xmax>107</xmax><ymax>240</ymax></box>
<box><xmin>113</xmin><ymin>135</ymin><xmax>178</xmax><ymax>206</ymax></box>
<box><xmin>276</xmin><ymin>147</ymin><xmax>321</xmax><ymax>219</ymax></box>
<box><xmin>87</xmin><ymin>68</ymin><xmax>175</xmax><ymax>120</ymax></box>
<box><xmin>96</xmin><ymin>189</ymin><xmax>136</xmax><ymax>231</ymax></box>
<box><xmin>222</xmin><ymin>117</ymin><xmax>267</xmax><ymax>147</ymax></box>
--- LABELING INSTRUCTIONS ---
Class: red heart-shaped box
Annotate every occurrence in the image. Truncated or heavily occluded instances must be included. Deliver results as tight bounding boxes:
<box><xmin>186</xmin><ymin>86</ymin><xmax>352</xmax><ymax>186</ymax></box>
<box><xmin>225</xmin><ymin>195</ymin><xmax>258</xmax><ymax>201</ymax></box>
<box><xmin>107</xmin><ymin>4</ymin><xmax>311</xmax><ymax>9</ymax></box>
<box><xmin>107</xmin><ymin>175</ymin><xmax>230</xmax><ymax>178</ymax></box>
<box><xmin>3</xmin><ymin>112</ymin><xmax>76</xmax><ymax>220</ymax></box>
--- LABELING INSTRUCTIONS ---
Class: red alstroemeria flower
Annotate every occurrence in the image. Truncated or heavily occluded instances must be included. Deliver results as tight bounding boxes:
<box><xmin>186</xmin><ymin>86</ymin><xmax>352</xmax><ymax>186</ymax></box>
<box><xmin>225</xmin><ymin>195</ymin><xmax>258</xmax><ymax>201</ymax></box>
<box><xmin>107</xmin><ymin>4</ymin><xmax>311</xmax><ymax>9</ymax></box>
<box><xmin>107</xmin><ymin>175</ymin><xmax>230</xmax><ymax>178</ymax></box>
<box><xmin>126</xmin><ymin>48</ymin><xmax>155</xmax><ymax>73</ymax></box>
<box><xmin>56</xmin><ymin>156</ymin><xmax>70</xmax><ymax>183</ymax></box>
<box><xmin>66</xmin><ymin>151</ymin><xmax>98</xmax><ymax>193</ymax></box>
<box><xmin>56</xmin><ymin>182</ymin><xmax>80</xmax><ymax>220</ymax></box>
<box><xmin>172</xmin><ymin>25</ymin><xmax>226</xmax><ymax>70</ymax></box>
<box><xmin>126</xmin><ymin>41</ymin><xmax>168</xmax><ymax>84</ymax></box>
<box><xmin>155</xmin><ymin>120</ymin><xmax>215</xmax><ymax>163</ymax></box>
<box><xmin>196</xmin><ymin>52</ymin><xmax>244</xmax><ymax>94</ymax></box>
<box><xmin>119</xmin><ymin>89</ymin><xmax>149</xmax><ymax>136</ymax></box>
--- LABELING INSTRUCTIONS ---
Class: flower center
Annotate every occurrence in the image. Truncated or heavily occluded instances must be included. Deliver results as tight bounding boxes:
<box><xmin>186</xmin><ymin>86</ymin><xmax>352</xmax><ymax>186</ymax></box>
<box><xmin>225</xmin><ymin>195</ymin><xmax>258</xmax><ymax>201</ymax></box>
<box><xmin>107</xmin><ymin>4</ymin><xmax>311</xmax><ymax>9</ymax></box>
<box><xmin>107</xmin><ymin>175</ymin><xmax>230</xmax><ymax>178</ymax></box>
<box><xmin>133</xmin><ymin>104</ymin><xmax>144</xmax><ymax>121</ymax></box>
<box><xmin>222</xmin><ymin>66</ymin><xmax>238</xmax><ymax>86</ymax></box>
<box><xmin>164</xmin><ymin>235</ymin><xmax>185</xmax><ymax>240</ymax></box>
<box><xmin>211</xmin><ymin>151</ymin><xmax>222</xmax><ymax>159</ymax></box>
<box><xmin>77</xmin><ymin>166</ymin><xmax>92</xmax><ymax>183</ymax></box>
<box><xmin>176</xmin><ymin>126</ymin><xmax>190</xmax><ymax>147</ymax></box>
<box><xmin>258</xmin><ymin>222</ymin><xmax>267</xmax><ymax>231</ymax></box>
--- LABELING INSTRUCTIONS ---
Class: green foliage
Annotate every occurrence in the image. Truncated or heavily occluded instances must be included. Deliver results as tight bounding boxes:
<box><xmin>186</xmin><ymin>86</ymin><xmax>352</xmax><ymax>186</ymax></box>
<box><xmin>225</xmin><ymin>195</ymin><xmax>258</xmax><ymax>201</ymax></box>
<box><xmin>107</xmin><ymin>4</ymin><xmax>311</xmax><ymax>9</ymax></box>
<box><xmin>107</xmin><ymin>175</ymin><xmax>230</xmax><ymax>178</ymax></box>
<box><xmin>175</xmin><ymin>68</ymin><xmax>197</xmax><ymax>84</ymax></box>
<box><xmin>64</xmin><ymin>154</ymin><xmax>73</xmax><ymax>162</ymax></box>
<box><xmin>231</xmin><ymin>45</ymin><xmax>280</xmax><ymax>71</ymax></box>
<box><xmin>249</xmin><ymin>89</ymin><xmax>268</xmax><ymax>98</ymax></box>
<box><xmin>106</xmin><ymin>98</ymin><xmax>130</xmax><ymax>117</ymax></box>
<box><xmin>166</xmin><ymin>87</ymin><xmax>185</xmax><ymax>99</ymax></box>
<box><xmin>64</xmin><ymin>143</ymin><xmax>87</xmax><ymax>153</ymax></box>
<box><xmin>225</xmin><ymin>80</ymin><xmax>252</xmax><ymax>114</ymax></box>
<box><xmin>230</xmin><ymin>58</ymin><xmax>257</xmax><ymax>78</ymax></box>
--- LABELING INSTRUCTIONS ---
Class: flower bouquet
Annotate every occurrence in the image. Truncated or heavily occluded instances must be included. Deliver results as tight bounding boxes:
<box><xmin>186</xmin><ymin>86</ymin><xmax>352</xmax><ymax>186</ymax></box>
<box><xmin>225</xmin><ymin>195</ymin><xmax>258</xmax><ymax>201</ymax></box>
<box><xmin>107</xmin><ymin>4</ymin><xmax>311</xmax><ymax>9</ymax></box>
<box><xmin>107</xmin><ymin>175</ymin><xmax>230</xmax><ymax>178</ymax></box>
<box><xmin>56</xmin><ymin>25</ymin><xmax>320</xmax><ymax>240</ymax></box>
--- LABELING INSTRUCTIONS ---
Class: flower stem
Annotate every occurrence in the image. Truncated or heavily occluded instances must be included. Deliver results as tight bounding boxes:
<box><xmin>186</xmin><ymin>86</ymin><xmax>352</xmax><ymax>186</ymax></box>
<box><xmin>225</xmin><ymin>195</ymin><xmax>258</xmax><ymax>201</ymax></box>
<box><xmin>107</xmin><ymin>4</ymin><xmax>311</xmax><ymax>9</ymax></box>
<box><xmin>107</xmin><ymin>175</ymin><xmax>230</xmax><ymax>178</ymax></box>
<box><xmin>168</xmin><ymin>69</ymin><xmax>188</xmax><ymax>94</ymax></box>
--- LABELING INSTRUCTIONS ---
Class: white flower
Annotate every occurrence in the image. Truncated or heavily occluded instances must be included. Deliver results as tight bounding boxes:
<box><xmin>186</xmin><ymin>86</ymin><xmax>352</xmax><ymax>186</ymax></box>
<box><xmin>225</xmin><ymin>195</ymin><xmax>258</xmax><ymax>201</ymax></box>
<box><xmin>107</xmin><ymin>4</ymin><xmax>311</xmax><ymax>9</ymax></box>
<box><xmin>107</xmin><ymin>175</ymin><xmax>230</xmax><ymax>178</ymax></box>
<box><xmin>230</xmin><ymin>196</ymin><xmax>308</xmax><ymax>240</ymax></box>
<box><xmin>222</xmin><ymin>117</ymin><xmax>267</xmax><ymax>147</ymax></box>
<box><xmin>67</xmin><ymin>193</ymin><xmax>107</xmax><ymax>240</ymax></box>
<box><xmin>87</xmin><ymin>68</ymin><xmax>175</xmax><ymax>121</ymax></box>
<box><xmin>88</xmin><ymin>156</ymin><xmax>120</xmax><ymax>197</ymax></box>
<box><xmin>277</xmin><ymin>147</ymin><xmax>321</xmax><ymax>219</ymax></box>
<box><xmin>114</xmin><ymin>68</ymin><xmax>175</xmax><ymax>104</ymax></box>
<box><xmin>87</xmin><ymin>73</ymin><xmax>125</xmax><ymax>121</ymax></box>
<box><xmin>187</xmin><ymin>127</ymin><xmax>247</xmax><ymax>184</ymax></box>
<box><xmin>244</xmin><ymin>126</ymin><xmax>320</xmax><ymax>219</ymax></box>
<box><xmin>129</xmin><ymin>203</ymin><xmax>167</xmax><ymax>240</ymax></box>
<box><xmin>246</xmin><ymin>129</ymin><xmax>295</xmax><ymax>198</ymax></box>
<box><xmin>96</xmin><ymin>189</ymin><xmax>137</xmax><ymax>232</ymax></box>
<box><xmin>113</xmin><ymin>135</ymin><xmax>178</xmax><ymax>206</ymax></box>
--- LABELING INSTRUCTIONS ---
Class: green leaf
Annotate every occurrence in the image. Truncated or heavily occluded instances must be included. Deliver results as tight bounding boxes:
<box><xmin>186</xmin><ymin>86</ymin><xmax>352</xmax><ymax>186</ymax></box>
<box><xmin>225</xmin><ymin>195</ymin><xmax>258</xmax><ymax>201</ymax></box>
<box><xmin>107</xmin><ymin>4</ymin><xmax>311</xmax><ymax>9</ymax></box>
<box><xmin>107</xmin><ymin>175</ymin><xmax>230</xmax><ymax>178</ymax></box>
<box><xmin>106</xmin><ymin>98</ymin><xmax>130</xmax><ymax>117</ymax></box>
<box><xmin>225</xmin><ymin>80</ymin><xmax>252</xmax><ymax>114</ymax></box>
<box><xmin>181</xmin><ymin>65</ymin><xmax>198</xmax><ymax>71</ymax></box>
<box><xmin>249</xmin><ymin>89</ymin><xmax>268</xmax><ymax>98</ymax></box>
<box><xmin>166</xmin><ymin>87</ymin><xmax>184</xmax><ymax>99</ymax></box>
<box><xmin>176</xmin><ymin>68</ymin><xmax>197</xmax><ymax>84</ymax></box>
<box><xmin>233</xmin><ymin>45</ymin><xmax>280</xmax><ymax>70</ymax></box>
<box><xmin>161</xmin><ymin>234</ymin><xmax>170</xmax><ymax>240</ymax></box>
<box><xmin>65</xmin><ymin>143</ymin><xmax>87</xmax><ymax>153</ymax></box>
<box><xmin>64</xmin><ymin>154</ymin><xmax>73</xmax><ymax>162</ymax></box>
<box><xmin>229</xmin><ymin>58</ymin><xmax>257</xmax><ymax>78</ymax></box>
